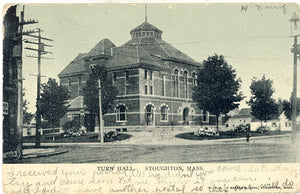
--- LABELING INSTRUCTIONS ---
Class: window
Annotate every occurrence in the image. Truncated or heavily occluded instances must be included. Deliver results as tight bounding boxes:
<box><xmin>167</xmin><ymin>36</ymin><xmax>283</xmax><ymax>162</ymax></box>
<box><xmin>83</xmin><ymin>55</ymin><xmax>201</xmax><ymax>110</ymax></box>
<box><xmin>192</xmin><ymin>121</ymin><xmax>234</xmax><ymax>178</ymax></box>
<box><xmin>144</xmin><ymin>70</ymin><xmax>148</xmax><ymax>79</ymax></box>
<box><xmin>145</xmin><ymin>85</ymin><xmax>148</xmax><ymax>94</ymax></box>
<box><xmin>150</xmin><ymin>86</ymin><xmax>153</xmax><ymax>95</ymax></box>
<box><xmin>183</xmin><ymin>71</ymin><xmax>188</xmax><ymax>98</ymax></box>
<box><xmin>116</xmin><ymin>105</ymin><xmax>127</xmax><ymax>121</ymax></box>
<box><xmin>150</xmin><ymin>32</ymin><xmax>154</xmax><ymax>36</ymax></box>
<box><xmin>192</xmin><ymin>72</ymin><xmax>197</xmax><ymax>86</ymax></box>
<box><xmin>113</xmin><ymin>72</ymin><xmax>117</xmax><ymax>83</ymax></box>
<box><xmin>78</xmin><ymin>77</ymin><xmax>81</xmax><ymax>85</ymax></box>
<box><xmin>161</xmin><ymin>106</ymin><xmax>168</xmax><ymax>121</ymax></box>
<box><xmin>146</xmin><ymin>32</ymin><xmax>149</xmax><ymax>36</ymax></box>
<box><xmin>174</xmin><ymin>69</ymin><xmax>179</xmax><ymax>97</ymax></box>
<box><xmin>203</xmin><ymin>110</ymin><xmax>208</xmax><ymax>122</ymax></box>
<box><xmin>162</xmin><ymin>75</ymin><xmax>165</xmax><ymax>96</ymax></box>
<box><xmin>125</xmin><ymin>71</ymin><xmax>129</xmax><ymax>83</ymax></box>
<box><xmin>149</xmin><ymin>71</ymin><xmax>153</xmax><ymax>80</ymax></box>
<box><xmin>142</xmin><ymin>32</ymin><xmax>145</xmax><ymax>36</ymax></box>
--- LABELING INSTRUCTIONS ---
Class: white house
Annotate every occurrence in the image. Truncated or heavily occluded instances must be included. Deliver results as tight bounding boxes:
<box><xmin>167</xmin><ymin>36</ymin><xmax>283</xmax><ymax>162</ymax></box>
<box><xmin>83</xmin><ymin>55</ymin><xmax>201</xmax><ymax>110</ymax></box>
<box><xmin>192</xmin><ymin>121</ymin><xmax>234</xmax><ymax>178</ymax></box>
<box><xmin>225</xmin><ymin>108</ymin><xmax>292</xmax><ymax>132</ymax></box>
<box><xmin>279</xmin><ymin>112</ymin><xmax>292</xmax><ymax>131</ymax></box>
<box><xmin>225</xmin><ymin>108</ymin><xmax>252</xmax><ymax>130</ymax></box>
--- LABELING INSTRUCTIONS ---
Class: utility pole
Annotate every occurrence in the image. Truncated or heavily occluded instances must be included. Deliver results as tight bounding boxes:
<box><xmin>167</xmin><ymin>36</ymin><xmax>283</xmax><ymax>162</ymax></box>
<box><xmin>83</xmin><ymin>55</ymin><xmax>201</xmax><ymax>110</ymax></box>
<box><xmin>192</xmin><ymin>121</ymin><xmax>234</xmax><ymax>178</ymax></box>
<box><xmin>291</xmin><ymin>36</ymin><xmax>298</xmax><ymax>142</ymax></box>
<box><xmin>25</xmin><ymin>28</ymin><xmax>53</xmax><ymax>147</ymax></box>
<box><xmin>98</xmin><ymin>79</ymin><xmax>104</xmax><ymax>143</ymax></box>
<box><xmin>15</xmin><ymin>5</ymin><xmax>38</xmax><ymax>158</ymax></box>
<box><xmin>88</xmin><ymin>64</ymin><xmax>104</xmax><ymax>144</ymax></box>
<box><xmin>289</xmin><ymin>12</ymin><xmax>300</xmax><ymax>143</ymax></box>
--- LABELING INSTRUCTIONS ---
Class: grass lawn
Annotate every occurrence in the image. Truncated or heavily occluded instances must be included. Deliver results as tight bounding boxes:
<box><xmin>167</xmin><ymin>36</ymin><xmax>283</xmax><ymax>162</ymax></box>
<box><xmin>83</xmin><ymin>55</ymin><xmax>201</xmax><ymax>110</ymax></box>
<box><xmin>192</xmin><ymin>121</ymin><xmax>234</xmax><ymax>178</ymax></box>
<box><xmin>22</xmin><ymin>132</ymin><xmax>132</xmax><ymax>143</ymax></box>
<box><xmin>175</xmin><ymin>131</ymin><xmax>291</xmax><ymax>141</ymax></box>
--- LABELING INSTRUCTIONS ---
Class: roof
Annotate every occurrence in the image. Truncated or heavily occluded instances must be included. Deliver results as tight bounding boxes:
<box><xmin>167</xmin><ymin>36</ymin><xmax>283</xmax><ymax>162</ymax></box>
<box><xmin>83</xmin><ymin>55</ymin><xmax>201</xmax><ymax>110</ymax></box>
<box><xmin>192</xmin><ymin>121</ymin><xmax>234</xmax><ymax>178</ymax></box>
<box><xmin>119</xmin><ymin>36</ymin><xmax>199</xmax><ymax>65</ymax></box>
<box><xmin>58</xmin><ymin>53</ymin><xmax>87</xmax><ymax>78</ymax></box>
<box><xmin>67</xmin><ymin>96</ymin><xmax>86</xmax><ymax>110</ymax></box>
<box><xmin>130</xmin><ymin>21</ymin><xmax>162</xmax><ymax>34</ymax></box>
<box><xmin>251</xmin><ymin>117</ymin><xmax>279</xmax><ymax>122</ymax></box>
<box><xmin>58</xmin><ymin>21</ymin><xmax>200</xmax><ymax>77</ymax></box>
<box><xmin>85</xmin><ymin>38</ymin><xmax>116</xmax><ymax>59</ymax></box>
<box><xmin>231</xmin><ymin>108</ymin><xmax>252</xmax><ymax>118</ymax></box>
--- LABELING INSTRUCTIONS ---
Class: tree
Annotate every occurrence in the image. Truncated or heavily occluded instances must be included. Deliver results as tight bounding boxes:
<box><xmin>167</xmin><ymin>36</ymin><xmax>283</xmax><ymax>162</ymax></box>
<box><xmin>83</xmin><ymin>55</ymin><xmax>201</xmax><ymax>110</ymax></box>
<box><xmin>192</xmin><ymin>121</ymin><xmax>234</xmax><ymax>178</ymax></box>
<box><xmin>23</xmin><ymin>88</ymin><xmax>33</xmax><ymax>124</ymax></box>
<box><xmin>192</xmin><ymin>54</ymin><xmax>244</xmax><ymax>132</ymax></box>
<box><xmin>279</xmin><ymin>98</ymin><xmax>300</xmax><ymax>120</ymax></box>
<box><xmin>247</xmin><ymin>75</ymin><xmax>279</xmax><ymax>126</ymax></box>
<box><xmin>40</xmin><ymin>78</ymin><xmax>69</xmax><ymax>129</ymax></box>
<box><xmin>83</xmin><ymin>65</ymin><xmax>118</xmax><ymax>124</ymax></box>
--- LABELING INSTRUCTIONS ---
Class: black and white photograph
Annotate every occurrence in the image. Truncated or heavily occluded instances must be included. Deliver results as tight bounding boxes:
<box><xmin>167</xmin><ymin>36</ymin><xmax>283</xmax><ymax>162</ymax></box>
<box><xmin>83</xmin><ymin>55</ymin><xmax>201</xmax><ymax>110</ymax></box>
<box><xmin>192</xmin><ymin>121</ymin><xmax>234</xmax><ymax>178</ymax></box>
<box><xmin>2</xmin><ymin>2</ymin><xmax>300</xmax><ymax>194</ymax></box>
<box><xmin>2</xmin><ymin>3</ymin><xmax>300</xmax><ymax>164</ymax></box>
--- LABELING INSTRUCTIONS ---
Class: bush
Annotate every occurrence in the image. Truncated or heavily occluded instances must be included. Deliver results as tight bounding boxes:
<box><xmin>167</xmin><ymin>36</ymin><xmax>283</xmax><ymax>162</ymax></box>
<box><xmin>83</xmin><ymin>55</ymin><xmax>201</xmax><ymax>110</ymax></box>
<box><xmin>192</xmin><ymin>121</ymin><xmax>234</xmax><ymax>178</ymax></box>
<box><xmin>105</xmin><ymin>131</ymin><xmax>117</xmax><ymax>139</ymax></box>
<box><xmin>234</xmin><ymin>124</ymin><xmax>250</xmax><ymax>133</ymax></box>
<box><xmin>256</xmin><ymin>126</ymin><xmax>270</xmax><ymax>134</ymax></box>
<box><xmin>194</xmin><ymin>127</ymin><xmax>219</xmax><ymax>137</ymax></box>
<box><xmin>62</xmin><ymin>120</ymin><xmax>86</xmax><ymax>137</ymax></box>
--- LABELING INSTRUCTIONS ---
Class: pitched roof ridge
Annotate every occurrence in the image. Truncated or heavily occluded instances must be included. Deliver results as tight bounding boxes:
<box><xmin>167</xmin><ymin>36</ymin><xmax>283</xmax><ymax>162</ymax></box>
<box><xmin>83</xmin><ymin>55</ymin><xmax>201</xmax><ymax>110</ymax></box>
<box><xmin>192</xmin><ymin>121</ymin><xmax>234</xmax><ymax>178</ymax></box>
<box><xmin>139</xmin><ymin>45</ymin><xmax>161</xmax><ymax>66</ymax></box>
<box><xmin>66</xmin><ymin>96</ymin><xmax>81</xmax><ymax>106</ymax></box>
<box><xmin>154</xmin><ymin>37</ymin><xmax>171</xmax><ymax>57</ymax></box>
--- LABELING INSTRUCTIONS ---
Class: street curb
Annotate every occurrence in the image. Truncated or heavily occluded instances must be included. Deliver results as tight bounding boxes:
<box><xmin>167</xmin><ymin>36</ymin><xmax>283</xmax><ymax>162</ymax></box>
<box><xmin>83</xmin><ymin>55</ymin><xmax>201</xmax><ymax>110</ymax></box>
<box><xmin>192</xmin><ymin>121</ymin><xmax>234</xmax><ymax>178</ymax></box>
<box><xmin>22</xmin><ymin>148</ymin><xmax>68</xmax><ymax>159</ymax></box>
<box><xmin>22</xmin><ymin>134</ymin><xmax>291</xmax><ymax>146</ymax></box>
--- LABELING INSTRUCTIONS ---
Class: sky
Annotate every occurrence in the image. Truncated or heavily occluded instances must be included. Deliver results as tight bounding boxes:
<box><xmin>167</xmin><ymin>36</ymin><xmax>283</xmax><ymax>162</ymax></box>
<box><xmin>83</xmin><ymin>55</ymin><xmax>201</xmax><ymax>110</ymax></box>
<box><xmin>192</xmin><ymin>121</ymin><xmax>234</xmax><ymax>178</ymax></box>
<box><xmin>9</xmin><ymin>3</ymin><xmax>300</xmax><ymax>113</ymax></box>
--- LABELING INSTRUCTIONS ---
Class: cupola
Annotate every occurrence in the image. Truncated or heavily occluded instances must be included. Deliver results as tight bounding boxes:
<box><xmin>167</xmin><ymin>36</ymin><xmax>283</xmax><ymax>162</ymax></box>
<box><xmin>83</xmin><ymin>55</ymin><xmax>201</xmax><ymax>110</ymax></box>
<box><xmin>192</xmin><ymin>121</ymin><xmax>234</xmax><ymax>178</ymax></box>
<box><xmin>130</xmin><ymin>21</ymin><xmax>163</xmax><ymax>39</ymax></box>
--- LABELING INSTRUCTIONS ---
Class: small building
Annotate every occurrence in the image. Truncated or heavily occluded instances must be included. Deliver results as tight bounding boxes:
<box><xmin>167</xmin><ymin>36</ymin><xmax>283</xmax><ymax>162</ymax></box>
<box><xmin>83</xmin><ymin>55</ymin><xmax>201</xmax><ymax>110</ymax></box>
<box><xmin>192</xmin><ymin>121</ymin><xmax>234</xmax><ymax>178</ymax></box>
<box><xmin>225</xmin><ymin>108</ymin><xmax>252</xmax><ymax>130</ymax></box>
<box><xmin>250</xmin><ymin>118</ymin><xmax>280</xmax><ymax>131</ymax></box>
<box><xmin>279</xmin><ymin>112</ymin><xmax>292</xmax><ymax>131</ymax></box>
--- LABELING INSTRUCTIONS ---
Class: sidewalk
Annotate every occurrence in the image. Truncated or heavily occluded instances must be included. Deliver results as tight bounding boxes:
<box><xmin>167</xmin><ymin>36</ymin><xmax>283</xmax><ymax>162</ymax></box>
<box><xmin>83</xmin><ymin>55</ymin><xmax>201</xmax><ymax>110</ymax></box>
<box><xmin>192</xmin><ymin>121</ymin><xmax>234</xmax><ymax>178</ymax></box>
<box><xmin>22</xmin><ymin>147</ymin><xmax>68</xmax><ymax>159</ymax></box>
<box><xmin>23</xmin><ymin>132</ymin><xmax>292</xmax><ymax>147</ymax></box>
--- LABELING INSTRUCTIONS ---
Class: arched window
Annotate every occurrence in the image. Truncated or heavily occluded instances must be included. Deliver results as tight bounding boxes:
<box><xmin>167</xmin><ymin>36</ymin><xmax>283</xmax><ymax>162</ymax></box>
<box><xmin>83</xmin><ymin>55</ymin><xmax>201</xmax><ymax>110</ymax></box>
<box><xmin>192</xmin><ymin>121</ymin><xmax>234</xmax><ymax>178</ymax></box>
<box><xmin>161</xmin><ymin>106</ymin><xmax>168</xmax><ymax>121</ymax></box>
<box><xmin>183</xmin><ymin>71</ymin><xmax>188</xmax><ymax>98</ymax></box>
<box><xmin>116</xmin><ymin>105</ymin><xmax>127</xmax><ymax>122</ymax></box>
<box><xmin>174</xmin><ymin>69</ymin><xmax>179</xmax><ymax>97</ymax></box>
<box><xmin>192</xmin><ymin>72</ymin><xmax>197</xmax><ymax>86</ymax></box>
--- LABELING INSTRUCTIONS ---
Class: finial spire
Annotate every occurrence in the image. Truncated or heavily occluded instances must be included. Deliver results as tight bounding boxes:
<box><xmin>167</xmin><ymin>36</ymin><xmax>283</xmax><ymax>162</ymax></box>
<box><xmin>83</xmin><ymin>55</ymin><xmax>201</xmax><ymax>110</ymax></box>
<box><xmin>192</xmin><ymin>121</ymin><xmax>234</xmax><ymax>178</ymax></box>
<box><xmin>145</xmin><ymin>4</ymin><xmax>147</xmax><ymax>22</ymax></box>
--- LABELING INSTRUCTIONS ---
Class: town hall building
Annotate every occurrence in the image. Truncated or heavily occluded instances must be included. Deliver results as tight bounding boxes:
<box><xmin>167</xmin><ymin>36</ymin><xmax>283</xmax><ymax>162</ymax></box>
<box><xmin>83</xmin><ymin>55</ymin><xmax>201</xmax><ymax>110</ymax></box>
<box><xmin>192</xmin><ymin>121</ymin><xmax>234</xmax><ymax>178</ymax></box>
<box><xmin>58</xmin><ymin>18</ymin><xmax>215</xmax><ymax>132</ymax></box>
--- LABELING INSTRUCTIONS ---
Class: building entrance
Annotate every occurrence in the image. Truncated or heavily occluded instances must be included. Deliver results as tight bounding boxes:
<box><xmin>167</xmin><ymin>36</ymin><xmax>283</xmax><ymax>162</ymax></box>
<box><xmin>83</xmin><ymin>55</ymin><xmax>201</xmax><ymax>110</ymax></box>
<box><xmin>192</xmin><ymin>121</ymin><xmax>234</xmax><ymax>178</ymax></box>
<box><xmin>183</xmin><ymin>107</ymin><xmax>189</xmax><ymax>125</ymax></box>
<box><xmin>145</xmin><ymin>105</ymin><xmax>154</xmax><ymax>125</ymax></box>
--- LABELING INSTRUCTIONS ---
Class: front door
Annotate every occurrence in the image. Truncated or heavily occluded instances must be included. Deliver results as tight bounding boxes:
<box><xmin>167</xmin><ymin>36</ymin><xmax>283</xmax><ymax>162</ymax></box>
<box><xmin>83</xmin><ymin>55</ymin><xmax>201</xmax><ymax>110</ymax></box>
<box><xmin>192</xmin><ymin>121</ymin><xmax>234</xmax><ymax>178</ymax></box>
<box><xmin>183</xmin><ymin>108</ymin><xmax>189</xmax><ymax>125</ymax></box>
<box><xmin>145</xmin><ymin>105</ymin><xmax>154</xmax><ymax>125</ymax></box>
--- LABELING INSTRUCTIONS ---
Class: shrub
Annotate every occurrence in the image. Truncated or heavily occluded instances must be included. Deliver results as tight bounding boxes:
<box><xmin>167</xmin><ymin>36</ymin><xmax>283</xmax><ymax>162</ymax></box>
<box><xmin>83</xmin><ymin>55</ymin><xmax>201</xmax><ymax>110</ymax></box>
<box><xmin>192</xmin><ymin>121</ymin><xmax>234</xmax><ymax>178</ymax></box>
<box><xmin>194</xmin><ymin>127</ymin><xmax>219</xmax><ymax>137</ymax></box>
<box><xmin>62</xmin><ymin>120</ymin><xmax>86</xmax><ymax>137</ymax></box>
<box><xmin>256</xmin><ymin>126</ymin><xmax>270</xmax><ymax>134</ymax></box>
<box><xmin>105</xmin><ymin>131</ymin><xmax>117</xmax><ymax>139</ymax></box>
<box><xmin>234</xmin><ymin>124</ymin><xmax>250</xmax><ymax>133</ymax></box>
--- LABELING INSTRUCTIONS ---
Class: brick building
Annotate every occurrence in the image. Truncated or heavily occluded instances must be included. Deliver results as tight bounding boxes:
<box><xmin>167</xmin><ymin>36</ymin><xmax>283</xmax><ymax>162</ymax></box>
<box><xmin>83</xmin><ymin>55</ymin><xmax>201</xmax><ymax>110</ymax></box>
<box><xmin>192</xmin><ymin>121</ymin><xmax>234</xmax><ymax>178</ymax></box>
<box><xmin>58</xmin><ymin>20</ymin><xmax>214</xmax><ymax>132</ymax></box>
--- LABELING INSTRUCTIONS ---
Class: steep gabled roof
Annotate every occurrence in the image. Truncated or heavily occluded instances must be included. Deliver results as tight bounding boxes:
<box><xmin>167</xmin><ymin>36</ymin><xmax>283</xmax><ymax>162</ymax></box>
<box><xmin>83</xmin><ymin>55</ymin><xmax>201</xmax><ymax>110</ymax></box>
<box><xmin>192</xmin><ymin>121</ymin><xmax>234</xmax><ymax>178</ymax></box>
<box><xmin>67</xmin><ymin>96</ymin><xmax>86</xmax><ymax>110</ymax></box>
<box><xmin>231</xmin><ymin>108</ymin><xmax>252</xmax><ymax>118</ymax></box>
<box><xmin>85</xmin><ymin>38</ymin><xmax>116</xmax><ymax>59</ymax></box>
<box><xmin>58</xmin><ymin>53</ymin><xmax>87</xmax><ymax>78</ymax></box>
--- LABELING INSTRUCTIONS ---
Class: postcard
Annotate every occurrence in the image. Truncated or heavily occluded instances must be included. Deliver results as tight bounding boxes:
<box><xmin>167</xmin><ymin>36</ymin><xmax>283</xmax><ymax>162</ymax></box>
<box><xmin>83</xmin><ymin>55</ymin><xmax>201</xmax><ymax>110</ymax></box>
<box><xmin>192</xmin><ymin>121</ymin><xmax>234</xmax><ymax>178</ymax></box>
<box><xmin>2</xmin><ymin>2</ymin><xmax>300</xmax><ymax>194</ymax></box>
